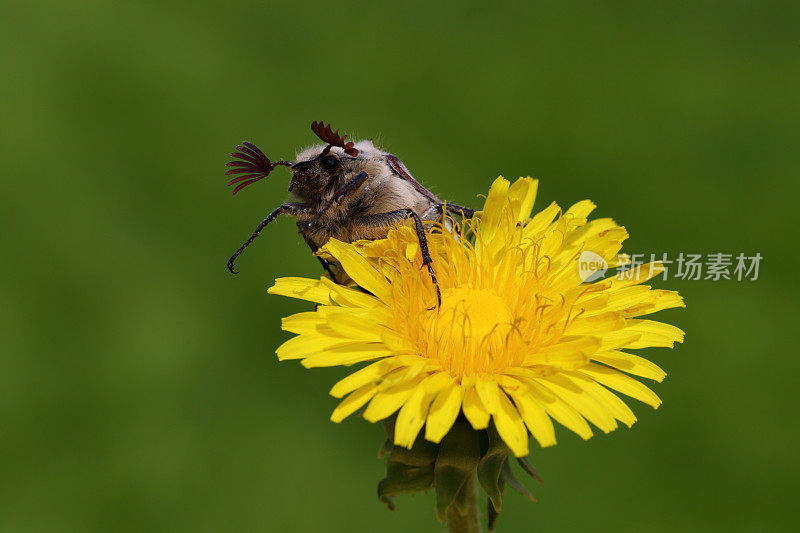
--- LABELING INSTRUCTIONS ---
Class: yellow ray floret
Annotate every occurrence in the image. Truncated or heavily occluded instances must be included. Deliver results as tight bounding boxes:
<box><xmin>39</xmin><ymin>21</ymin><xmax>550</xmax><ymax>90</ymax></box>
<box><xmin>267</xmin><ymin>177</ymin><xmax>685</xmax><ymax>457</ymax></box>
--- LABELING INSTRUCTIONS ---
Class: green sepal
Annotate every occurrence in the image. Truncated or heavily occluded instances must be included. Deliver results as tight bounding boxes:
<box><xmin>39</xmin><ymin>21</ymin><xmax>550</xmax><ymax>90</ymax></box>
<box><xmin>376</xmin><ymin>415</ymin><xmax>542</xmax><ymax>519</ymax></box>
<box><xmin>517</xmin><ymin>456</ymin><xmax>543</xmax><ymax>484</ymax></box>
<box><xmin>378</xmin><ymin>461</ymin><xmax>435</xmax><ymax>511</ymax></box>
<box><xmin>487</xmin><ymin>498</ymin><xmax>501</xmax><ymax>532</ymax></box>
<box><xmin>477</xmin><ymin>422</ymin><xmax>509</xmax><ymax>513</ymax></box>
<box><xmin>451</xmin><ymin>472</ymin><xmax>476</xmax><ymax>516</ymax></box>
<box><xmin>387</xmin><ymin>435</ymin><xmax>438</xmax><ymax>468</ymax></box>
<box><xmin>380</xmin><ymin>416</ymin><xmax>396</xmax><ymax>441</ymax></box>
<box><xmin>377</xmin><ymin>421</ymin><xmax>438</xmax><ymax>510</ymax></box>
<box><xmin>434</xmin><ymin>420</ymin><xmax>480</xmax><ymax>522</ymax></box>
<box><xmin>378</xmin><ymin>438</ymin><xmax>393</xmax><ymax>459</ymax></box>
<box><xmin>501</xmin><ymin>458</ymin><xmax>536</xmax><ymax>502</ymax></box>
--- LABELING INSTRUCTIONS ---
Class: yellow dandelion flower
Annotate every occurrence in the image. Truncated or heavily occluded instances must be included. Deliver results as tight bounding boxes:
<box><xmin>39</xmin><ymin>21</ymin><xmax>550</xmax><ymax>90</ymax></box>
<box><xmin>268</xmin><ymin>177</ymin><xmax>684</xmax><ymax>457</ymax></box>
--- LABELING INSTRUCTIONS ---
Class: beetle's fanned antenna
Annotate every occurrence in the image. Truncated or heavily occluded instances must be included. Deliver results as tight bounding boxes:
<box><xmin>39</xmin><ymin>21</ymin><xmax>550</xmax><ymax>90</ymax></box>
<box><xmin>311</xmin><ymin>121</ymin><xmax>359</xmax><ymax>157</ymax></box>
<box><xmin>225</xmin><ymin>141</ymin><xmax>291</xmax><ymax>195</ymax></box>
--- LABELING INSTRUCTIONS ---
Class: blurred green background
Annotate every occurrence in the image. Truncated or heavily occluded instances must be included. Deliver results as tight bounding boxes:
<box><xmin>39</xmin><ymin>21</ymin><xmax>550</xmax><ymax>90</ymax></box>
<box><xmin>2</xmin><ymin>1</ymin><xmax>798</xmax><ymax>531</ymax></box>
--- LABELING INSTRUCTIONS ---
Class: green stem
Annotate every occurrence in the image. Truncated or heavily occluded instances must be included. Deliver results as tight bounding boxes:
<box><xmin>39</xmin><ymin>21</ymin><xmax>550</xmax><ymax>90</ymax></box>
<box><xmin>447</xmin><ymin>475</ymin><xmax>480</xmax><ymax>533</ymax></box>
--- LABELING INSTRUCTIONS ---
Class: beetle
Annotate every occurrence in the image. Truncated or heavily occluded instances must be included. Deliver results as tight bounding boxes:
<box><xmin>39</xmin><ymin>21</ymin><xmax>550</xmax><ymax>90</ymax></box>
<box><xmin>226</xmin><ymin>121</ymin><xmax>475</xmax><ymax>305</ymax></box>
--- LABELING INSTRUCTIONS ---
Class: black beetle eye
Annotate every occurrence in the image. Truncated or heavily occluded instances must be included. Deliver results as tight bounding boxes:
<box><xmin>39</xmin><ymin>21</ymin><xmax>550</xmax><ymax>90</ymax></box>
<box><xmin>321</xmin><ymin>154</ymin><xmax>338</xmax><ymax>170</ymax></box>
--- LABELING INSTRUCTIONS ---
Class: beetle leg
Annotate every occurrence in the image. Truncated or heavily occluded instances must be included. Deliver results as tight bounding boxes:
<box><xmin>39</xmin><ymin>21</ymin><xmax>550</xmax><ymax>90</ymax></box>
<box><xmin>356</xmin><ymin>208</ymin><xmax>441</xmax><ymax>308</ymax></box>
<box><xmin>303</xmin><ymin>236</ymin><xmax>338</xmax><ymax>282</ymax></box>
<box><xmin>227</xmin><ymin>202</ymin><xmax>312</xmax><ymax>273</ymax></box>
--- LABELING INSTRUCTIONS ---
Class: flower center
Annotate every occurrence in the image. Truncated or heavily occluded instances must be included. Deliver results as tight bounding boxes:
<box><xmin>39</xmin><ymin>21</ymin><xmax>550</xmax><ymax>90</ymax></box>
<box><xmin>439</xmin><ymin>287</ymin><xmax>513</xmax><ymax>341</ymax></box>
<box><xmin>423</xmin><ymin>287</ymin><xmax>516</xmax><ymax>375</ymax></box>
